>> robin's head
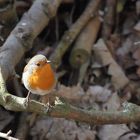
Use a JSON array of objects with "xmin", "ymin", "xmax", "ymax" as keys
[
  {"xmin": 24, "ymin": 54, "xmax": 51, "ymax": 73},
  {"xmin": 28, "ymin": 54, "xmax": 50, "ymax": 66}
]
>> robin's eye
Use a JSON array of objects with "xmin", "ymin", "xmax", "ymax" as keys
[{"xmin": 36, "ymin": 63, "xmax": 40, "ymax": 66}]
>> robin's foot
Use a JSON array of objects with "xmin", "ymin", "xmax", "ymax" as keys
[
  {"xmin": 46, "ymin": 101, "xmax": 53, "ymax": 112},
  {"xmin": 24, "ymin": 91, "xmax": 31, "ymax": 107}
]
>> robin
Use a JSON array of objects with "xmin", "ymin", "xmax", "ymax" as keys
[{"xmin": 22, "ymin": 54, "xmax": 56, "ymax": 104}]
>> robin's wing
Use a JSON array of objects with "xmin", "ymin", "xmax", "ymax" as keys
[
  {"xmin": 23, "ymin": 64, "xmax": 29, "ymax": 73},
  {"xmin": 21, "ymin": 64, "xmax": 29, "ymax": 84}
]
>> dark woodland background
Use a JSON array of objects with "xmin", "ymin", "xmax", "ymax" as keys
[{"xmin": 0, "ymin": 0, "xmax": 140, "ymax": 140}]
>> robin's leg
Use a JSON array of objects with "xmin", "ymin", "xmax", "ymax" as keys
[
  {"xmin": 41, "ymin": 94, "xmax": 55, "ymax": 112},
  {"xmin": 24, "ymin": 91, "xmax": 31, "ymax": 107},
  {"xmin": 47, "ymin": 96, "xmax": 52, "ymax": 109},
  {"xmin": 26, "ymin": 91, "xmax": 31, "ymax": 101}
]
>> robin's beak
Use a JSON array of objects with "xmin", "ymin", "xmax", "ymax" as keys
[{"xmin": 47, "ymin": 60, "xmax": 51, "ymax": 63}]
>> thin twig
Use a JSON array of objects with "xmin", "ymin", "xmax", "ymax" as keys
[{"xmin": 0, "ymin": 130, "xmax": 19, "ymax": 140}]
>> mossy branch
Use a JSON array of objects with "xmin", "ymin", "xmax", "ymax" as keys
[{"xmin": 0, "ymin": 69, "xmax": 140, "ymax": 125}]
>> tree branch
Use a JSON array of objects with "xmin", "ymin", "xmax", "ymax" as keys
[
  {"xmin": 0, "ymin": 0, "xmax": 62, "ymax": 81},
  {"xmin": 0, "ymin": 84, "xmax": 140, "ymax": 125},
  {"xmin": 0, "ymin": 68, "xmax": 140, "ymax": 125}
]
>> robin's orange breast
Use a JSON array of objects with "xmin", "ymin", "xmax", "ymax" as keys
[{"xmin": 28, "ymin": 63, "xmax": 55, "ymax": 91}]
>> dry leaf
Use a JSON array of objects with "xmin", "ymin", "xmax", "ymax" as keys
[
  {"xmin": 30, "ymin": 117, "xmax": 96, "ymax": 140},
  {"xmin": 102, "ymin": 92, "xmax": 121, "ymax": 111},
  {"xmin": 98, "ymin": 124, "xmax": 130, "ymax": 140},
  {"xmin": 134, "ymin": 21, "xmax": 140, "ymax": 32},
  {"xmin": 122, "ymin": 15, "xmax": 136, "ymax": 35},
  {"xmin": 133, "ymin": 47, "xmax": 140, "ymax": 66},
  {"xmin": 117, "ymin": 37, "xmax": 133, "ymax": 57},
  {"xmin": 87, "ymin": 85, "xmax": 112, "ymax": 103},
  {"xmin": 57, "ymin": 85, "xmax": 84, "ymax": 101},
  {"xmin": 93, "ymin": 39, "xmax": 129, "ymax": 89},
  {"xmin": 119, "ymin": 132, "xmax": 138, "ymax": 140}
]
